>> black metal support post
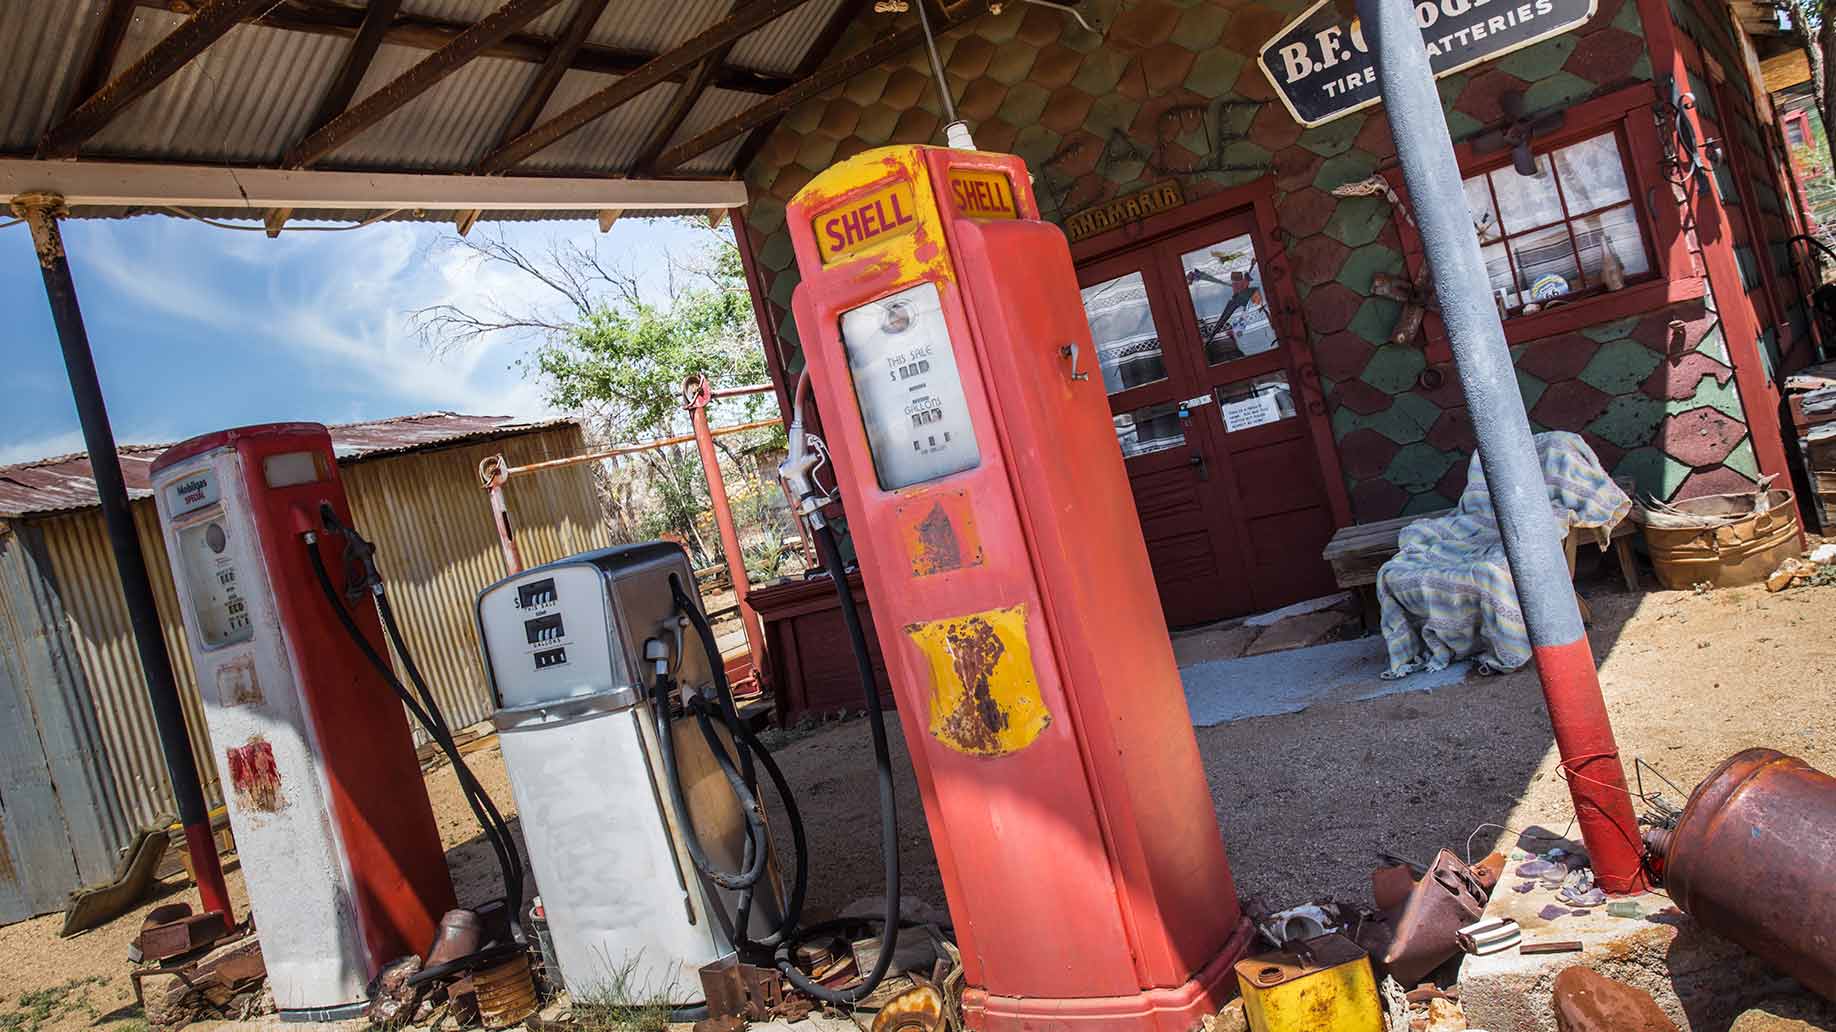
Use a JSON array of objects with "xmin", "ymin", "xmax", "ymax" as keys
[
  {"xmin": 15, "ymin": 194, "xmax": 233, "ymax": 916},
  {"xmin": 1356, "ymin": 0, "xmax": 1647, "ymax": 891}
]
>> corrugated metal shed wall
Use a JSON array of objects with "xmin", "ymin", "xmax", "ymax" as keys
[
  {"xmin": 342, "ymin": 425, "xmax": 609, "ymax": 731},
  {"xmin": 13, "ymin": 425, "xmax": 606, "ymax": 869},
  {"xmin": 0, "ymin": 523, "xmax": 107, "ymax": 922},
  {"xmin": 36, "ymin": 501, "xmax": 216, "ymax": 835}
]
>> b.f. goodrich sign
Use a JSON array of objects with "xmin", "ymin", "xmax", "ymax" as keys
[{"xmin": 1258, "ymin": 0, "xmax": 1597, "ymax": 127}]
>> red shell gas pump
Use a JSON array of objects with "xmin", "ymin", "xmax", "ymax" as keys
[
  {"xmin": 784, "ymin": 146, "xmax": 1255, "ymax": 1030},
  {"xmin": 151, "ymin": 424, "xmax": 455, "ymax": 1018}
]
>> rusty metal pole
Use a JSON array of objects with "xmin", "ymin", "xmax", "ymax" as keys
[
  {"xmin": 478, "ymin": 454, "xmax": 525, "ymax": 575},
  {"xmin": 15, "ymin": 193, "xmax": 236, "ymax": 918},
  {"xmin": 1361, "ymin": 0, "xmax": 1648, "ymax": 892},
  {"xmin": 683, "ymin": 374, "xmax": 767, "ymax": 688}
]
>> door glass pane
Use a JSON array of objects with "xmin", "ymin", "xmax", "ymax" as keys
[
  {"xmin": 1179, "ymin": 233, "xmax": 1279, "ymax": 365},
  {"xmin": 1081, "ymin": 271, "xmax": 1167, "ymax": 395},
  {"xmin": 1216, "ymin": 373, "xmax": 1296, "ymax": 432},
  {"xmin": 1114, "ymin": 400, "xmax": 1186, "ymax": 458}
]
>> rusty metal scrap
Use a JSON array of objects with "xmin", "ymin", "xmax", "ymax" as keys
[{"xmin": 1646, "ymin": 748, "xmax": 1836, "ymax": 1003}]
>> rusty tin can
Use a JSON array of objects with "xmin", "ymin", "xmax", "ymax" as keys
[
  {"xmin": 1650, "ymin": 749, "xmax": 1836, "ymax": 1002},
  {"xmin": 472, "ymin": 953, "xmax": 539, "ymax": 1029}
]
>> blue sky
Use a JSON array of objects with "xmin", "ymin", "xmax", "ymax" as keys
[{"xmin": 2, "ymin": 213, "xmax": 717, "ymax": 465}]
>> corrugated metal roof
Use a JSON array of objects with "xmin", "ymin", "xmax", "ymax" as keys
[
  {"xmin": 667, "ymin": 86, "xmax": 768, "ymax": 174},
  {"xmin": 728, "ymin": 0, "xmax": 849, "ymax": 76},
  {"xmin": 0, "ymin": 0, "xmax": 850, "ymax": 220},
  {"xmin": 516, "ymin": 71, "xmax": 681, "ymax": 173},
  {"xmin": 0, "ymin": 412, "xmax": 578, "ymax": 518}
]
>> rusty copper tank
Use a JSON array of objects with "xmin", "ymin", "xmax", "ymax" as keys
[{"xmin": 1645, "ymin": 749, "xmax": 1836, "ymax": 1002}]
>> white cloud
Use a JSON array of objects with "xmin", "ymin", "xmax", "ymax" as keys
[
  {"xmin": 74, "ymin": 217, "xmax": 577, "ymax": 422},
  {"xmin": 0, "ymin": 429, "xmax": 87, "ymax": 466}
]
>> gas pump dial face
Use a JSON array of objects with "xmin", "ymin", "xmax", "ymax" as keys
[
  {"xmin": 841, "ymin": 281, "xmax": 980, "ymax": 490},
  {"xmin": 178, "ymin": 514, "xmax": 254, "ymax": 648}
]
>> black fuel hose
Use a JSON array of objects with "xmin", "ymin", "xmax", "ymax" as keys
[
  {"xmin": 660, "ymin": 557, "xmax": 906, "ymax": 1004},
  {"xmin": 771, "ymin": 523, "xmax": 902, "ymax": 1006},
  {"xmin": 303, "ymin": 529, "xmax": 524, "ymax": 947},
  {"xmin": 647, "ymin": 667, "xmax": 772, "ymax": 891}
]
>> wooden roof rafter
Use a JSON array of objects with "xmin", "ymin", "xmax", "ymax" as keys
[
  {"xmin": 284, "ymin": 0, "xmax": 567, "ymax": 169},
  {"xmin": 38, "ymin": 0, "xmax": 278, "ymax": 159},
  {"xmin": 457, "ymin": 0, "xmax": 614, "ymax": 236},
  {"xmin": 267, "ymin": 0, "xmax": 404, "ymax": 235},
  {"xmin": 655, "ymin": 0, "xmax": 988, "ymax": 172},
  {"xmin": 127, "ymin": 0, "xmax": 798, "ymax": 96},
  {"xmin": 473, "ymin": 0, "xmax": 827, "ymax": 175}
]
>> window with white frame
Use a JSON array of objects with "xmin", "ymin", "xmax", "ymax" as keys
[{"xmin": 1464, "ymin": 131, "xmax": 1654, "ymax": 315}]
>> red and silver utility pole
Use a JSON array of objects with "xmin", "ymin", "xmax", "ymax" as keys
[{"xmin": 1361, "ymin": 0, "xmax": 1648, "ymax": 892}]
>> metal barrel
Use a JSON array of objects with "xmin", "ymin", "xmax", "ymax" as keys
[{"xmin": 1647, "ymin": 749, "xmax": 1836, "ymax": 1001}]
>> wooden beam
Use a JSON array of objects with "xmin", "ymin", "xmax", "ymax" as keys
[
  {"xmin": 303, "ymin": 0, "xmax": 406, "ymax": 135},
  {"xmin": 474, "ymin": 0, "xmax": 823, "ymax": 174},
  {"xmin": 503, "ymin": 0, "xmax": 612, "ymax": 142},
  {"xmin": 655, "ymin": 0, "xmax": 986, "ymax": 171},
  {"xmin": 269, "ymin": 0, "xmax": 405, "ymax": 235},
  {"xmin": 128, "ymin": 0, "xmax": 795, "ymax": 95},
  {"xmin": 632, "ymin": 47, "xmax": 733, "ymax": 174},
  {"xmin": 39, "ymin": 0, "xmax": 275, "ymax": 159},
  {"xmin": 729, "ymin": 0, "xmax": 870, "ymax": 176},
  {"xmin": 264, "ymin": 208, "xmax": 291, "ymax": 237},
  {"xmin": 0, "ymin": 158, "xmax": 749, "ymax": 211},
  {"xmin": 285, "ymin": 0, "xmax": 566, "ymax": 168},
  {"xmin": 63, "ymin": 0, "xmax": 140, "ymax": 122},
  {"xmin": 455, "ymin": 208, "xmax": 482, "ymax": 236},
  {"xmin": 598, "ymin": 209, "xmax": 623, "ymax": 232},
  {"xmin": 1762, "ymin": 48, "xmax": 1811, "ymax": 91}
]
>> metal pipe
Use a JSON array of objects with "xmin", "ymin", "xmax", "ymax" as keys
[
  {"xmin": 914, "ymin": 0, "xmax": 960, "ymax": 125},
  {"xmin": 683, "ymin": 375, "xmax": 767, "ymax": 690},
  {"xmin": 479, "ymin": 455, "xmax": 526, "ymax": 576},
  {"xmin": 15, "ymin": 194, "xmax": 235, "ymax": 918},
  {"xmin": 1359, "ymin": 1, "xmax": 1647, "ymax": 892}
]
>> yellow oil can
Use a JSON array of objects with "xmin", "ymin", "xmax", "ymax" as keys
[{"xmin": 1233, "ymin": 933, "xmax": 1383, "ymax": 1032}]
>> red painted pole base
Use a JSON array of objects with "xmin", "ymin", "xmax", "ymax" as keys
[
  {"xmin": 183, "ymin": 819, "xmax": 234, "ymax": 919},
  {"xmin": 961, "ymin": 918, "xmax": 1256, "ymax": 1032},
  {"xmin": 1532, "ymin": 637, "xmax": 1649, "ymax": 895}
]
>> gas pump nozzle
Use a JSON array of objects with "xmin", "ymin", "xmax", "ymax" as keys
[{"xmin": 778, "ymin": 373, "xmax": 833, "ymax": 529}]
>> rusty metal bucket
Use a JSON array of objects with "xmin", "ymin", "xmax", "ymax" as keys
[
  {"xmin": 1646, "ymin": 749, "xmax": 1836, "ymax": 1002},
  {"xmin": 471, "ymin": 952, "xmax": 539, "ymax": 1029},
  {"xmin": 1642, "ymin": 490, "xmax": 1800, "ymax": 590}
]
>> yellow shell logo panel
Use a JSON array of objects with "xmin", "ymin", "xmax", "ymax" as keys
[
  {"xmin": 793, "ymin": 146, "xmax": 955, "ymax": 287},
  {"xmin": 904, "ymin": 604, "xmax": 1051, "ymax": 757}
]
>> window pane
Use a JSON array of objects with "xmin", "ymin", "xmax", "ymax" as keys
[
  {"xmin": 1114, "ymin": 400, "xmax": 1186, "ymax": 457},
  {"xmin": 1553, "ymin": 135, "xmax": 1632, "ymax": 212},
  {"xmin": 1081, "ymin": 271, "xmax": 1167, "ymax": 395},
  {"xmin": 1216, "ymin": 373, "xmax": 1297, "ymax": 432},
  {"xmin": 1178, "ymin": 233, "xmax": 1280, "ymax": 365},
  {"xmin": 1466, "ymin": 175, "xmax": 1501, "ymax": 242},
  {"xmin": 1481, "ymin": 242, "xmax": 1520, "ymax": 309},
  {"xmin": 1572, "ymin": 204, "xmax": 1650, "ymax": 283},
  {"xmin": 1491, "ymin": 153, "xmax": 1564, "ymax": 233},
  {"xmin": 1513, "ymin": 224, "xmax": 1584, "ymax": 300}
]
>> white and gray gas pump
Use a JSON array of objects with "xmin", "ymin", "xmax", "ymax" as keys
[{"xmin": 475, "ymin": 543, "xmax": 783, "ymax": 1006}]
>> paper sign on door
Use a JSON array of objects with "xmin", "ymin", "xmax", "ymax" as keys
[{"xmin": 1221, "ymin": 392, "xmax": 1282, "ymax": 432}]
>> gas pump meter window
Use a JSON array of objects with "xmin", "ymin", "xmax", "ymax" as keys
[
  {"xmin": 840, "ymin": 282, "xmax": 980, "ymax": 490},
  {"xmin": 177, "ymin": 516, "xmax": 254, "ymax": 648}
]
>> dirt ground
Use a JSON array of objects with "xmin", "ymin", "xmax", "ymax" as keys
[{"xmin": 4, "ymin": 574, "xmax": 1832, "ymax": 1032}]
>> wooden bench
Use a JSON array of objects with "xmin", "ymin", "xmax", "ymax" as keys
[{"xmin": 1322, "ymin": 508, "xmax": 1640, "ymax": 627}]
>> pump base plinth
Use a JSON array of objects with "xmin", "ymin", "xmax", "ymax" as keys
[{"xmin": 962, "ymin": 918, "xmax": 1254, "ymax": 1032}]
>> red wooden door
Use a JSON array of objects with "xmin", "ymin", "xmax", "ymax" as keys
[{"xmin": 1078, "ymin": 209, "xmax": 1340, "ymax": 627}]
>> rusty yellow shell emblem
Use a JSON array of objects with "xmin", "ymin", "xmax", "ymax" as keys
[{"xmin": 904, "ymin": 604, "xmax": 1050, "ymax": 757}]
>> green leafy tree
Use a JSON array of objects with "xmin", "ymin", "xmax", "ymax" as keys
[{"xmin": 414, "ymin": 222, "xmax": 789, "ymax": 567}]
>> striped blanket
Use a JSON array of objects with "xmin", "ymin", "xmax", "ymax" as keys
[{"xmin": 1378, "ymin": 432, "xmax": 1630, "ymax": 677}]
